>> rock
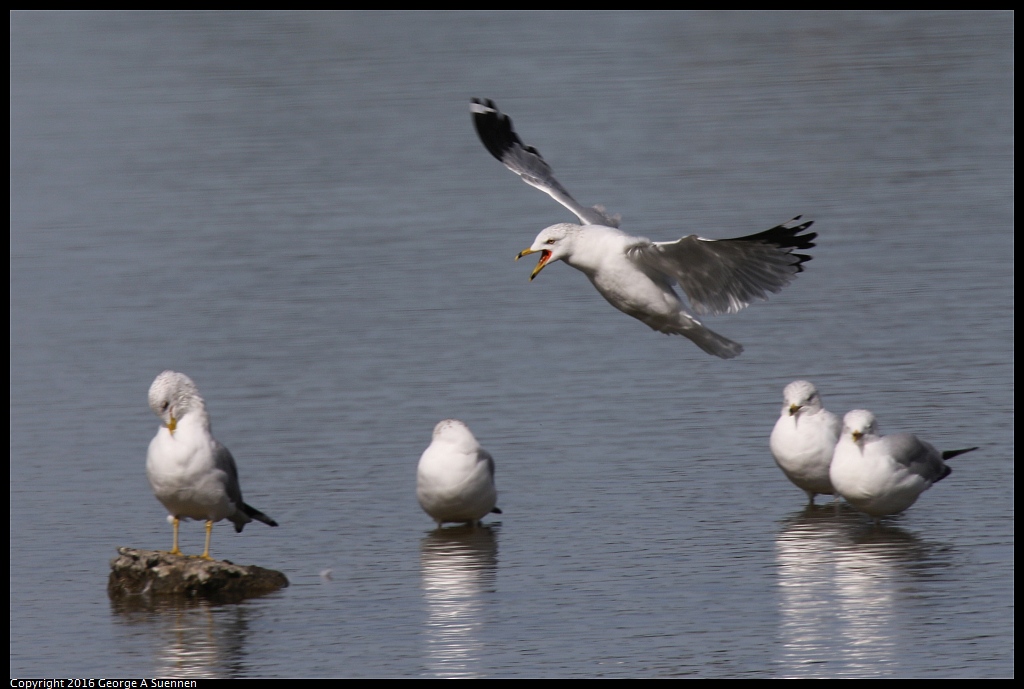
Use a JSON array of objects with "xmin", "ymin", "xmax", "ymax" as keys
[{"xmin": 108, "ymin": 547, "xmax": 288, "ymax": 601}]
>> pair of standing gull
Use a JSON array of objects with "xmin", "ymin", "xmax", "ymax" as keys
[
  {"xmin": 770, "ymin": 380, "xmax": 976, "ymax": 521},
  {"xmin": 142, "ymin": 100, "xmax": 935, "ymax": 556}
]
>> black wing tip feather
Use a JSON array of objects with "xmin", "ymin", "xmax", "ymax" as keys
[
  {"xmin": 243, "ymin": 502, "xmax": 279, "ymax": 527},
  {"xmin": 471, "ymin": 97, "xmax": 526, "ymax": 164},
  {"xmin": 941, "ymin": 446, "xmax": 978, "ymax": 461},
  {"xmin": 490, "ymin": 506, "xmax": 503, "ymax": 515},
  {"xmin": 731, "ymin": 216, "xmax": 817, "ymax": 268}
]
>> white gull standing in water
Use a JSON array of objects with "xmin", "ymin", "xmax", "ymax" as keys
[
  {"xmin": 769, "ymin": 380, "xmax": 841, "ymax": 504},
  {"xmin": 470, "ymin": 98, "xmax": 816, "ymax": 359},
  {"xmin": 830, "ymin": 409, "xmax": 977, "ymax": 523},
  {"xmin": 417, "ymin": 419, "xmax": 501, "ymax": 527}
]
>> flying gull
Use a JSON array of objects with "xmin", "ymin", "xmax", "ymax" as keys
[{"xmin": 471, "ymin": 98, "xmax": 816, "ymax": 359}]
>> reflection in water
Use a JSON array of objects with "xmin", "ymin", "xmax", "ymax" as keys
[
  {"xmin": 420, "ymin": 525, "xmax": 499, "ymax": 678},
  {"xmin": 110, "ymin": 595, "xmax": 252, "ymax": 678},
  {"xmin": 774, "ymin": 505, "xmax": 948, "ymax": 678}
]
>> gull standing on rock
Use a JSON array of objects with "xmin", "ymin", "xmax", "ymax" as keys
[
  {"xmin": 769, "ymin": 380, "xmax": 841, "ymax": 505},
  {"xmin": 470, "ymin": 98, "xmax": 816, "ymax": 359},
  {"xmin": 146, "ymin": 370, "xmax": 277, "ymax": 559},
  {"xmin": 417, "ymin": 419, "xmax": 502, "ymax": 527},
  {"xmin": 830, "ymin": 409, "xmax": 977, "ymax": 523}
]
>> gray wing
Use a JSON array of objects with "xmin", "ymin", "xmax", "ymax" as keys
[
  {"xmin": 478, "ymin": 448, "xmax": 502, "ymax": 514},
  {"xmin": 478, "ymin": 447, "xmax": 496, "ymax": 479},
  {"xmin": 216, "ymin": 441, "xmax": 278, "ymax": 529},
  {"xmin": 883, "ymin": 433, "xmax": 952, "ymax": 483},
  {"xmin": 214, "ymin": 442, "xmax": 246, "ymax": 511},
  {"xmin": 470, "ymin": 98, "xmax": 620, "ymax": 228},
  {"xmin": 626, "ymin": 217, "xmax": 815, "ymax": 316}
]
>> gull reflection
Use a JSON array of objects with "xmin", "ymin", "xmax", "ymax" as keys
[
  {"xmin": 420, "ymin": 524, "xmax": 499, "ymax": 678},
  {"xmin": 775, "ymin": 505, "xmax": 946, "ymax": 677},
  {"xmin": 110, "ymin": 594, "xmax": 252, "ymax": 678}
]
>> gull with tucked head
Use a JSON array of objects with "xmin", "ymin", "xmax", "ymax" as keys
[
  {"xmin": 146, "ymin": 370, "xmax": 277, "ymax": 559},
  {"xmin": 471, "ymin": 98, "xmax": 816, "ymax": 359},
  {"xmin": 417, "ymin": 419, "xmax": 502, "ymax": 528},
  {"xmin": 830, "ymin": 409, "xmax": 977, "ymax": 523}
]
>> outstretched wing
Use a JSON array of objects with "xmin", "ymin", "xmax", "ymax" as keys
[
  {"xmin": 470, "ymin": 98, "xmax": 620, "ymax": 228},
  {"xmin": 626, "ymin": 217, "xmax": 816, "ymax": 316}
]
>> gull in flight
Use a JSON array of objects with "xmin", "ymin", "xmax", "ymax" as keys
[
  {"xmin": 417, "ymin": 419, "xmax": 502, "ymax": 527},
  {"xmin": 830, "ymin": 409, "xmax": 977, "ymax": 523},
  {"xmin": 471, "ymin": 98, "xmax": 816, "ymax": 359},
  {"xmin": 769, "ymin": 380, "xmax": 841, "ymax": 505},
  {"xmin": 146, "ymin": 371, "xmax": 278, "ymax": 559}
]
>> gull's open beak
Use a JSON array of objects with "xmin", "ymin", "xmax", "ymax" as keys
[
  {"xmin": 516, "ymin": 248, "xmax": 552, "ymax": 281},
  {"xmin": 788, "ymin": 404, "xmax": 801, "ymax": 416},
  {"xmin": 851, "ymin": 430, "xmax": 863, "ymax": 443}
]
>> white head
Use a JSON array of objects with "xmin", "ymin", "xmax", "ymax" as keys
[
  {"xmin": 148, "ymin": 370, "xmax": 204, "ymax": 434},
  {"xmin": 842, "ymin": 409, "xmax": 879, "ymax": 448},
  {"xmin": 782, "ymin": 380, "xmax": 825, "ymax": 417},
  {"xmin": 515, "ymin": 223, "xmax": 581, "ymax": 280},
  {"xmin": 431, "ymin": 419, "xmax": 479, "ymax": 451}
]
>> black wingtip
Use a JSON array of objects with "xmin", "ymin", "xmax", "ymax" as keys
[
  {"xmin": 243, "ymin": 502, "xmax": 279, "ymax": 527},
  {"xmin": 490, "ymin": 506, "xmax": 503, "ymax": 515},
  {"xmin": 941, "ymin": 446, "xmax": 978, "ymax": 461},
  {"xmin": 731, "ymin": 216, "xmax": 817, "ymax": 268},
  {"xmin": 470, "ymin": 97, "xmax": 534, "ymax": 165}
]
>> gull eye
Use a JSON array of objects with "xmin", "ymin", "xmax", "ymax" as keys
[
  {"xmin": 161, "ymin": 401, "xmax": 169, "ymax": 412},
  {"xmin": 544, "ymin": 238, "xmax": 556, "ymax": 245}
]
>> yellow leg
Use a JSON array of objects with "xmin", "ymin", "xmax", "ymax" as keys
[
  {"xmin": 168, "ymin": 517, "xmax": 183, "ymax": 556},
  {"xmin": 200, "ymin": 520, "xmax": 214, "ymax": 560}
]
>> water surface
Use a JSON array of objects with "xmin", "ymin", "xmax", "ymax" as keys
[{"xmin": 10, "ymin": 11, "xmax": 1013, "ymax": 678}]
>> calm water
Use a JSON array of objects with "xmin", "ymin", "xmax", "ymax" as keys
[{"xmin": 10, "ymin": 11, "xmax": 1013, "ymax": 678}]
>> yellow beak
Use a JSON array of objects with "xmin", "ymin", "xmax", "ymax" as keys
[{"xmin": 516, "ymin": 248, "xmax": 551, "ymax": 281}]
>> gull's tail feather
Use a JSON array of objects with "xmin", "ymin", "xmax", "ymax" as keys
[
  {"xmin": 233, "ymin": 503, "xmax": 279, "ymax": 532},
  {"xmin": 677, "ymin": 322, "xmax": 744, "ymax": 359}
]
